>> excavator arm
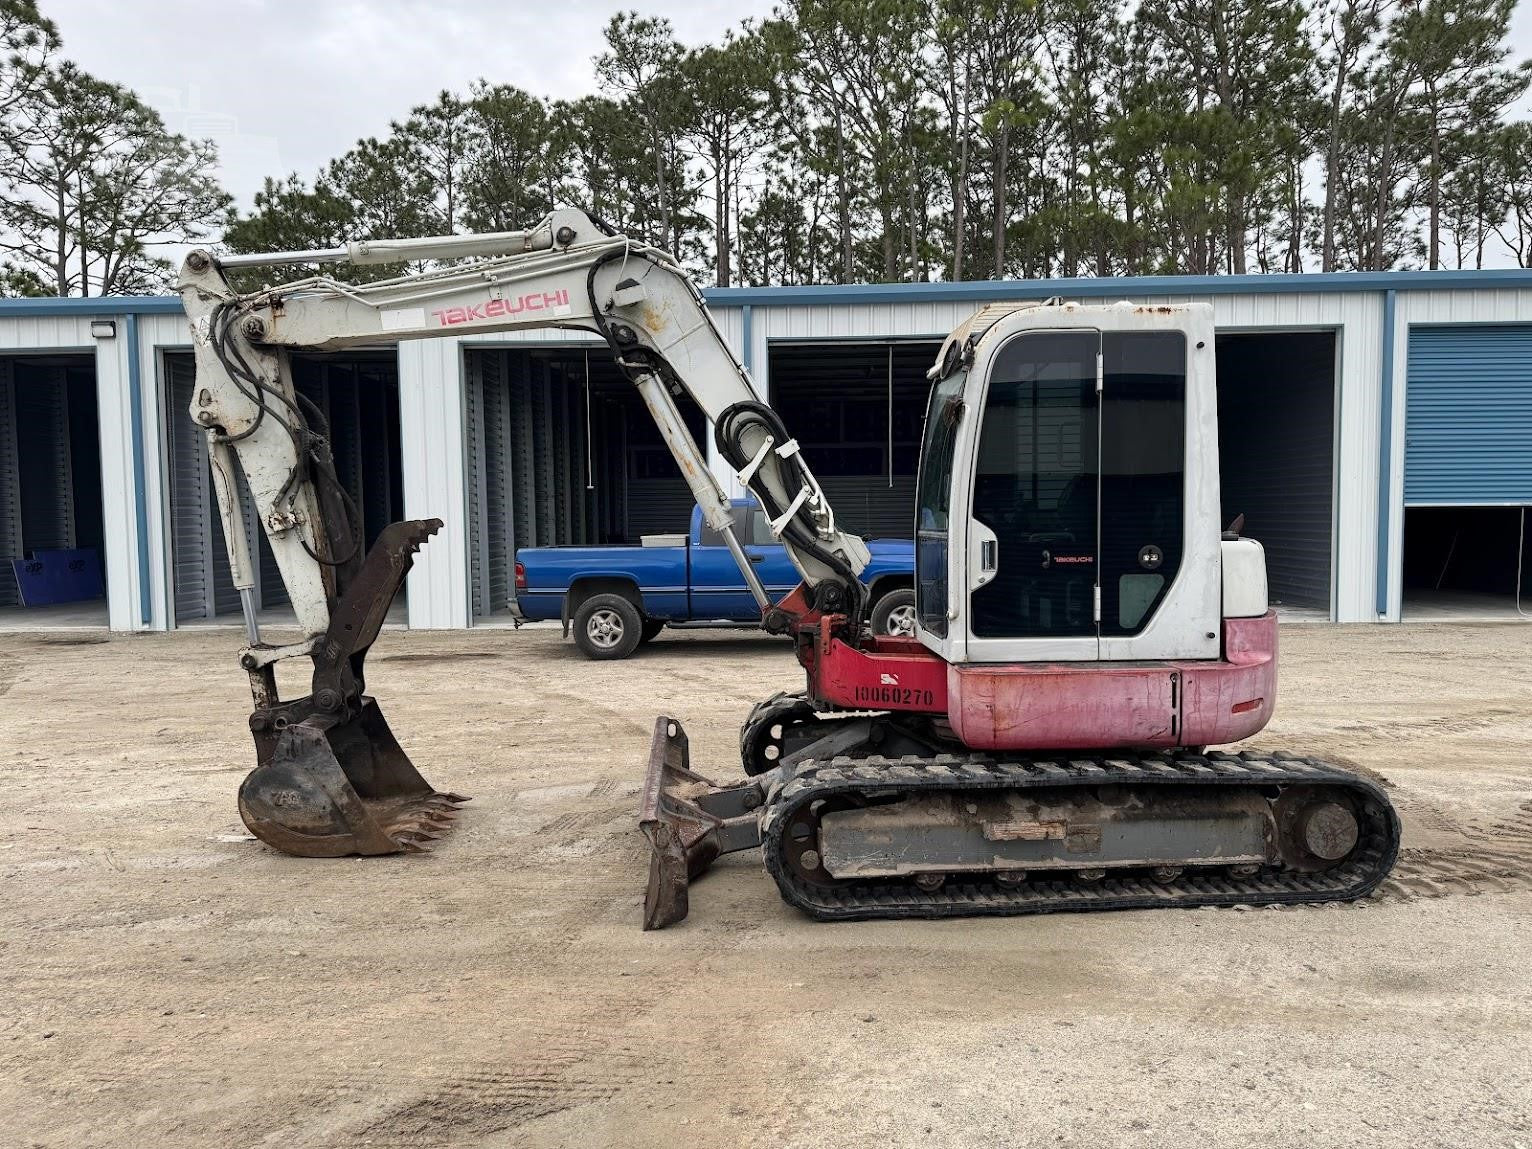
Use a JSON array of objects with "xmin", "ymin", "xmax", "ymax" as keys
[{"xmin": 176, "ymin": 207, "xmax": 869, "ymax": 858}]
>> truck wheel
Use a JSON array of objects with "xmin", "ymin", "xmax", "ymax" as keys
[
  {"xmin": 573, "ymin": 594, "xmax": 643, "ymax": 660},
  {"xmin": 639, "ymin": 619, "xmax": 665, "ymax": 644},
  {"xmin": 870, "ymin": 588, "xmax": 917, "ymax": 637}
]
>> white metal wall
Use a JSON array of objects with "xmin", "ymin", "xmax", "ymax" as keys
[
  {"xmin": 6, "ymin": 281, "xmax": 1526, "ymax": 633},
  {"xmin": 0, "ymin": 313, "xmax": 175, "ymax": 631}
]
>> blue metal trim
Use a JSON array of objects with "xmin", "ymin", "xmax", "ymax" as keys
[
  {"xmin": 3, "ymin": 268, "xmax": 1529, "ymax": 319},
  {"xmin": 741, "ymin": 304, "xmax": 753, "ymax": 372},
  {"xmin": 1375, "ymin": 290, "xmax": 1397, "ymax": 618},
  {"xmin": 124, "ymin": 314, "xmax": 153, "ymax": 627},
  {"xmin": 0, "ymin": 296, "xmax": 183, "ymax": 317},
  {"xmin": 703, "ymin": 268, "xmax": 1532, "ymax": 308}
]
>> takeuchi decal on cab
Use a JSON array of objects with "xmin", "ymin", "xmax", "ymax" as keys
[{"xmin": 433, "ymin": 290, "xmax": 573, "ymax": 326}]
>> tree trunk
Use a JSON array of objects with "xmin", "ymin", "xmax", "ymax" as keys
[
  {"xmin": 78, "ymin": 169, "xmax": 89, "ymax": 295},
  {"xmin": 835, "ymin": 105, "xmax": 853, "ymax": 283},
  {"xmin": 650, "ymin": 121, "xmax": 671, "ymax": 254},
  {"xmin": 1322, "ymin": 67, "xmax": 1345, "ymax": 272},
  {"xmin": 714, "ymin": 136, "xmax": 731, "ymax": 288},
  {"xmin": 54, "ymin": 176, "xmax": 67, "ymax": 295},
  {"xmin": 951, "ymin": 56, "xmax": 969, "ymax": 282},
  {"xmin": 1427, "ymin": 121, "xmax": 1441, "ymax": 270},
  {"xmin": 993, "ymin": 124, "xmax": 1009, "ymax": 276},
  {"xmin": 1373, "ymin": 117, "xmax": 1397, "ymax": 271},
  {"xmin": 907, "ymin": 120, "xmax": 918, "ymax": 281}
]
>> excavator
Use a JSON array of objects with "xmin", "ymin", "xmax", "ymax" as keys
[{"xmin": 177, "ymin": 207, "xmax": 1400, "ymax": 923}]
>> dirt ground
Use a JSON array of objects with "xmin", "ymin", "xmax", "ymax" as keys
[{"xmin": 2, "ymin": 621, "xmax": 1530, "ymax": 1149}]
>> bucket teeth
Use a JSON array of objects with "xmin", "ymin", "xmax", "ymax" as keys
[{"xmin": 394, "ymin": 827, "xmax": 441, "ymax": 843}]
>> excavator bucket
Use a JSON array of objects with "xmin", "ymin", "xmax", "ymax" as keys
[
  {"xmin": 239, "ymin": 699, "xmax": 469, "ymax": 857},
  {"xmin": 639, "ymin": 716, "xmax": 764, "ymax": 929},
  {"xmin": 237, "ymin": 518, "xmax": 468, "ymax": 858}
]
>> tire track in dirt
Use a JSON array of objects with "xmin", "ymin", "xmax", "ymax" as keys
[
  {"xmin": 1376, "ymin": 794, "xmax": 1532, "ymax": 902},
  {"xmin": 331, "ymin": 986, "xmax": 741, "ymax": 1148}
]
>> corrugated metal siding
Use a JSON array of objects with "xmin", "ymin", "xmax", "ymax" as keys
[
  {"xmin": 166, "ymin": 354, "xmax": 212, "ymax": 620},
  {"xmin": 465, "ymin": 352, "xmax": 486, "ymax": 615},
  {"xmin": 0, "ymin": 360, "xmax": 19, "ymax": 606},
  {"xmin": 1405, "ymin": 325, "xmax": 1532, "ymax": 505},
  {"xmin": 14, "ymin": 365, "xmax": 74, "ymax": 553},
  {"xmin": 398, "ymin": 337, "xmax": 469, "ymax": 629},
  {"xmin": 483, "ymin": 354, "xmax": 514, "ymax": 611},
  {"xmin": 820, "ymin": 476, "xmax": 917, "ymax": 539},
  {"xmin": 626, "ymin": 479, "xmax": 696, "ymax": 538},
  {"xmin": 465, "ymin": 349, "xmax": 517, "ymax": 617},
  {"xmin": 165, "ymin": 353, "xmax": 252, "ymax": 621}
]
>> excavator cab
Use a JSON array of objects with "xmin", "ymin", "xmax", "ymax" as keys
[{"xmin": 917, "ymin": 302, "xmax": 1221, "ymax": 668}]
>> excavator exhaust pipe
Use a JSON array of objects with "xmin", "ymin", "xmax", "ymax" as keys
[
  {"xmin": 639, "ymin": 716, "xmax": 765, "ymax": 929},
  {"xmin": 238, "ymin": 518, "xmax": 468, "ymax": 858}
]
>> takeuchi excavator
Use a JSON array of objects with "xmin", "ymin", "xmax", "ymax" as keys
[{"xmin": 177, "ymin": 207, "xmax": 1400, "ymax": 924}]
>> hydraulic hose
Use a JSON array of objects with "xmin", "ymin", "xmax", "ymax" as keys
[
  {"xmin": 713, "ymin": 400, "xmax": 867, "ymax": 624},
  {"xmin": 581, "ymin": 238, "xmax": 867, "ymax": 625}
]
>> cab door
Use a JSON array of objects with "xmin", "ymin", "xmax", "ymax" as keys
[
  {"xmin": 1097, "ymin": 331, "xmax": 1186, "ymax": 646},
  {"xmin": 961, "ymin": 328, "xmax": 1191, "ymax": 663},
  {"xmin": 964, "ymin": 330, "xmax": 1102, "ymax": 662}
]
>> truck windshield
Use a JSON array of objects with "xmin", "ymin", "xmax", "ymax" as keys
[{"xmin": 915, "ymin": 370, "xmax": 966, "ymax": 636}]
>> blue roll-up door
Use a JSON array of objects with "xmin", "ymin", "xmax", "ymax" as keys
[{"xmin": 1405, "ymin": 325, "xmax": 1532, "ymax": 505}]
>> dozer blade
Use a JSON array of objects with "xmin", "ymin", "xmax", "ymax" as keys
[
  {"xmin": 639, "ymin": 716, "xmax": 766, "ymax": 930},
  {"xmin": 239, "ymin": 697, "xmax": 469, "ymax": 858}
]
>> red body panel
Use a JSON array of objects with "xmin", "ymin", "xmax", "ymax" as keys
[
  {"xmin": 1176, "ymin": 612, "xmax": 1279, "ymax": 747},
  {"xmin": 807, "ymin": 633, "xmax": 950, "ymax": 713},
  {"xmin": 802, "ymin": 609, "xmax": 1278, "ymax": 753},
  {"xmin": 948, "ymin": 661, "xmax": 1180, "ymax": 749}
]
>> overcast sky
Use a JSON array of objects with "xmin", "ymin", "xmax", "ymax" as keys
[
  {"xmin": 40, "ymin": 0, "xmax": 1532, "ymax": 210},
  {"xmin": 44, "ymin": 0, "xmax": 780, "ymax": 207}
]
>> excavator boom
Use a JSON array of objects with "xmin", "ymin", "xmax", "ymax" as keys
[{"xmin": 177, "ymin": 208, "xmax": 869, "ymax": 858}]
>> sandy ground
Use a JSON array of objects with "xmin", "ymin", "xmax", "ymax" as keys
[{"xmin": 2, "ymin": 621, "xmax": 1530, "ymax": 1149}]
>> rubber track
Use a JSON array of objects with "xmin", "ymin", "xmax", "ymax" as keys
[{"xmin": 760, "ymin": 750, "xmax": 1402, "ymax": 921}]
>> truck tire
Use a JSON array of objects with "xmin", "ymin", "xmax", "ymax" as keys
[
  {"xmin": 573, "ymin": 593, "xmax": 644, "ymax": 660},
  {"xmin": 870, "ymin": 587, "xmax": 917, "ymax": 637},
  {"xmin": 639, "ymin": 619, "xmax": 665, "ymax": 644}
]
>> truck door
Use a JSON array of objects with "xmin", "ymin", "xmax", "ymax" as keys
[
  {"xmin": 743, "ymin": 504, "xmax": 800, "ymax": 603},
  {"xmin": 689, "ymin": 504, "xmax": 760, "ymax": 620}
]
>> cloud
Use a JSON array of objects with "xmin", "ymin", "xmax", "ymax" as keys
[{"xmin": 44, "ymin": 0, "xmax": 778, "ymax": 207}]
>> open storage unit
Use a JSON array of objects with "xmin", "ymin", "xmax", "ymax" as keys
[
  {"xmin": 1402, "ymin": 324, "xmax": 1532, "ymax": 619},
  {"xmin": 463, "ymin": 346, "xmax": 706, "ymax": 622},
  {"xmin": 0, "ymin": 354, "xmax": 106, "ymax": 626},
  {"xmin": 767, "ymin": 340, "xmax": 939, "ymax": 541},
  {"xmin": 1215, "ymin": 332, "xmax": 1338, "ymax": 617},
  {"xmin": 162, "ymin": 350, "xmax": 402, "ymax": 625}
]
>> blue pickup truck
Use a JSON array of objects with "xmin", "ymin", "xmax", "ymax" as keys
[{"xmin": 513, "ymin": 499, "xmax": 916, "ymax": 659}]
